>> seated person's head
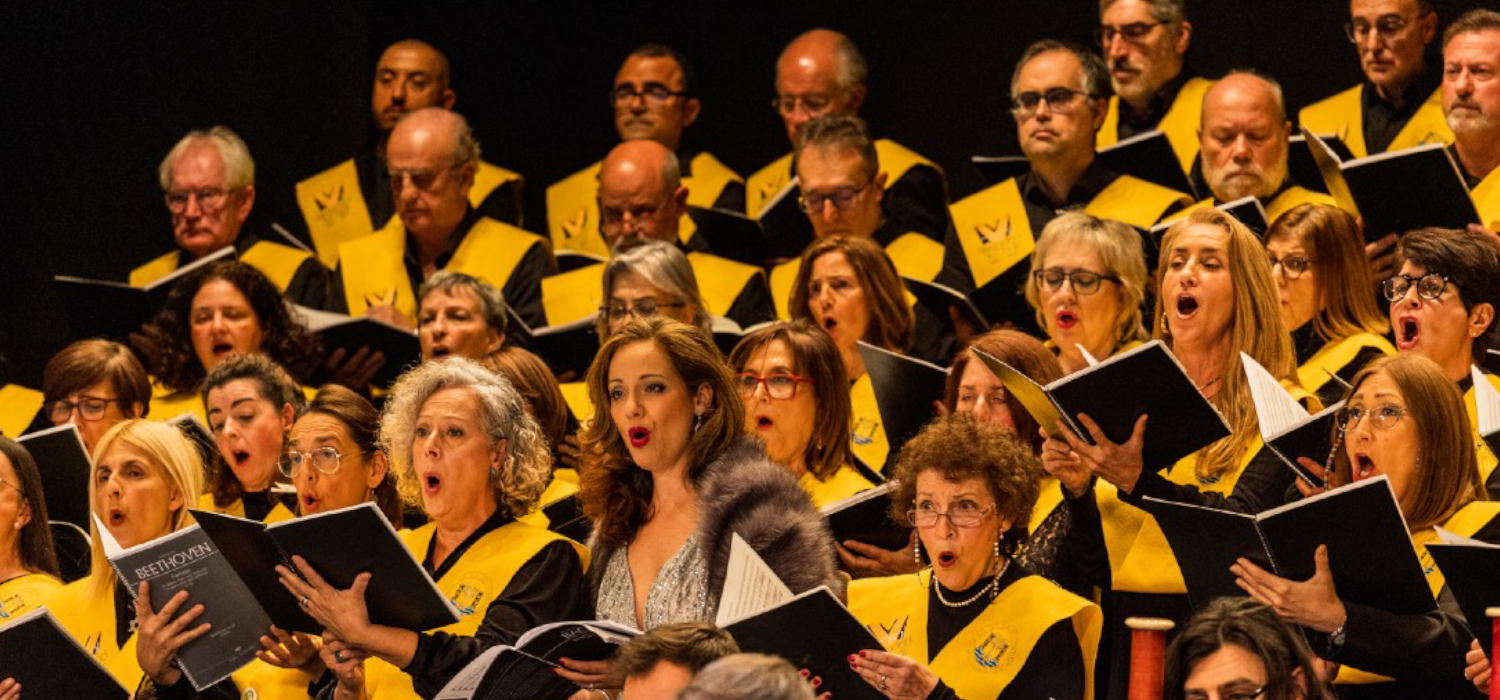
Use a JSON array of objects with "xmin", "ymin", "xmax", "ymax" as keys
[
  {"xmin": 598, "ymin": 140, "xmax": 688, "ymax": 249},
  {"xmin": 1387, "ymin": 227, "xmax": 1500, "ymax": 381},
  {"xmin": 774, "ymin": 29, "xmax": 868, "ymax": 145},
  {"xmin": 1024, "ymin": 211, "xmax": 1149, "ymax": 371},
  {"xmin": 1165, "ymin": 596, "xmax": 1333, "ymax": 700},
  {"xmin": 1331, "ymin": 354, "xmax": 1485, "ymax": 530},
  {"xmin": 285, "ymin": 384, "xmax": 400, "ymax": 522},
  {"xmin": 417, "ymin": 271, "xmax": 507, "ymax": 361},
  {"xmin": 611, "ymin": 44, "xmax": 701, "ymax": 152},
  {"xmin": 794, "ymin": 115, "xmax": 885, "ymax": 240},
  {"xmin": 387, "ymin": 108, "xmax": 479, "ymax": 240},
  {"xmin": 1009, "ymin": 40, "xmax": 1110, "ymax": 166},
  {"xmin": 615, "ymin": 622, "xmax": 739, "ymax": 700},
  {"xmin": 43, "ymin": 339, "xmax": 151, "ymax": 452},
  {"xmin": 0, "ymin": 438, "xmax": 59, "ymax": 578},
  {"xmin": 599, "ymin": 240, "xmax": 709, "ymax": 339},
  {"xmin": 1349, "ymin": 0, "xmax": 1437, "ymax": 99},
  {"xmin": 88, "ymin": 420, "xmax": 203, "ymax": 573},
  {"xmin": 1264, "ymin": 204, "xmax": 1385, "ymax": 339},
  {"xmin": 678, "ymin": 653, "xmax": 816, "ymax": 700},
  {"xmin": 371, "ymin": 39, "xmax": 455, "ymax": 133},
  {"xmin": 945, "ymin": 329, "xmax": 1062, "ymax": 452},
  {"xmin": 1199, "ymin": 71, "xmax": 1292, "ymax": 202},
  {"xmin": 201, "ymin": 354, "xmax": 306, "ymax": 507},
  {"xmin": 790, "ymin": 236, "xmax": 913, "ymax": 378},
  {"xmin": 728, "ymin": 320, "xmax": 853, "ymax": 481},
  {"xmin": 479, "ymin": 346, "xmax": 572, "ymax": 460},
  {"xmin": 147, "ymin": 260, "xmax": 321, "ymax": 393},
  {"xmin": 1098, "ymin": 0, "xmax": 1192, "ymax": 107},
  {"xmin": 158, "ymin": 126, "xmax": 255, "ymax": 259},
  {"xmin": 1442, "ymin": 10, "xmax": 1500, "ymax": 148}
]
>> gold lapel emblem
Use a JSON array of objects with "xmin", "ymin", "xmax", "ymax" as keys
[
  {"xmin": 973, "ymin": 632, "xmax": 1010, "ymax": 669},
  {"xmin": 451, "ymin": 583, "xmax": 485, "ymax": 616},
  {"xmin": 563, "ymin": 209, "xmax": 589, "ymax": 240},
  {"xmin": 314, "ymin": 184, "xmax": 349, "ymax": 225}
]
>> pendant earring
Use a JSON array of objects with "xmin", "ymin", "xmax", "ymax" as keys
[
  {"xmin": 913, "ymin": 538, "xmax": 924, "ymax": 585},
  {"xmin": 693, "ymin": 411, "xmax": 705, "ymax": 432},
  {"xmin": 1160, "ymin": 312, "xmax": 1170, "ymax": 335}
]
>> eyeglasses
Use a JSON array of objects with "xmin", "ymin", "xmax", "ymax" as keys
[
  {"xmin": 1382, "ymin": 273, "xmax": 1453, "ymax": 303},
  {"xmin": 610, "ymin": 83, "xmax": 688, "ymax": 106},
  {"xmin": 388, "ymin": 164, "xmax": 459, "ymax": 193},
  {"xmin": 164, "ymin": 188, "xmax": 235, "ymax": 214},
  {"xmin": 1032, "ymin": 268, "xmax": 1119, "ymax": 295},
  {"xmin": 1185, "ymin": 688, "xmax": 1266, "ymax": 700},
  {"xmin": 278, "ymin": 446, "xmax": 366, "ymax": 477},
  {"xmin": 1267, "ymin": 253, "xmax": 1315, "ymax": 280},
  {"xmin": 798, "ymin": 181, "xmax": 874, "ymax": 213},
  {"xmin": 1337, "ymin": 404, "xmax": 1407, "ymax": 432},
  {"xmin": 604, "ymin": 300, "xmax": 687, "ymax": 324},
  {"xmin": 1345, "ymin": 12, "xmax": 1428, "ymax": 44},
  {"xmin": 736, "ymin": 372, "xmax": 814, "ymax": 400},
  {"xmin": 0, "ymin": 475, "xmax": 18, "ymax": 496},
  {"xmin": 46, "ymin": 396, "xmax": 125, "ymax": 422},
  {"xmin": 771, "ymin": 94, "xmax": 834, "ymax": 116},
  {"xmin": 1096, "ymin": 21, "xmax": 1166, "ymax": 46},
  {"xmin": 1011, "ymin": 88, "xmax": 1097, "ymax": 117},
  {"xmin": 908, "ymin": 502, "xmax": 996, "ymax": 529},
  {"xmin": 600, "ymin": 202, "xmax": 665, "ymax": 226}
]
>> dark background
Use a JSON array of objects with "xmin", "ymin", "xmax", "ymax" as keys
[{"xmin": 0, "ymin": 0, "xmax": 1484, "ymax": 385}]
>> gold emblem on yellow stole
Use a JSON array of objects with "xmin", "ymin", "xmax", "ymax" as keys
[
  {"xmin": 973, "ymin": 218, "xmax": 1016, "ymax": 270},
  {"xmin": 760, "ymin": 175, "xmax": 787, "ymax": 204},
  {"xmin": 852, "ymin": 416, "xmax": 880, "ymax": 445},
  {"xmin": 0, "ymin": 594, "xmax": 21, "ymax": 619},
  {"xmin": 314, "ymin": 184, "xmax": 350, "ymax": 226},
  {"xmin": 870, "ymin": 616, "xmax": 910, "ymax": 655},
  {"xmin": 972, "ymin": 632, "xmax": 1011, "ymax": 670},
  {"xmin": 1417, "ymin": 131, "xmax": 1444, "ymax": 146},
  {"xmin": 451, "ymin": 584, "xmax": 485, "ymax": 616},
  {"xmin": 563, "ymin": 209, "xmax": 590, "ymax": 241}
]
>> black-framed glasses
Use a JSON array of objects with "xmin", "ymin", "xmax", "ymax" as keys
[
  {"xmin": 771, "ymin": 94, "xmax": 834, "ymax": 116},
  {"xmin": 278, "ymin": 446, "xmax": 366, "ymax": 477},
  {"xmin": 1337, "ymin": 404, "xmax": 1407, "ymax": 432},
  {"xmin": 604, "ymin": 300, "xmax": 686, "ymax": 323},
  {"xmin": 0, "ymin": 475, "xmax": 19, "ymax": 496},
  {"xmin": 610, "ymin": 83, "xmax": 688, "ymax": 106},
  {"xmin": 1096, "ymin": 21, "xmax": 1166, "ymax": 46},
  {"xmin": 1186, "ymin": 687, "xmax": 1266, "ymax": 700},
  {"xmin": 1011, "ymin": 88, "xmax": 1097, "ymax": 117},
  {"xmin": 1345, "ymin": 12, "xmax": 1428, "ymax": 44},
  {"xmin": 907, "ymin": 502, "xmax": 995, "ymax": 529},
  {"xmin": 1267, "ymin": 253, "xmax": 1316, "ymax": 280},
  {"xmin": 1032, "ymin": 268, "xmax": 1120, "ymax": 295},
  {"xmin": 736, "ymin": 372, "xmax": 814, "ymax": 400},
  {"xmin": 164, "ymin": 188, "xmax": 235, "ymax": 214},
  {"xmin": 1382, "ymin": 273, "xmax": 1453, "ymax": 303},
  {"xmin": 798, "ymin": 180, "xmax": 874, "ymax": 213},
  {"xmin": 46, "ymin": 396, "xmax": 125, "ymax": 422}
]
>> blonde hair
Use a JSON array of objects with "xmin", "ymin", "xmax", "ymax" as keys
[
  {"xmin": 379, "ymin": 358, "xmax": 551, "ymax": 519},
  {"xmin": 1024, "ymin": 211, "xmax": 1150, "ymax": 350},
  {"xmin": 1265, "ymin": 204, "xmax": 1387, "ymax": 341},
  {"xmin": 1154, "ymin": 208, "xmax": 1298, "ymax": 481},
  {"xmin": 85, "ymin": 420, "xmax": 204, "ymax": 590}
]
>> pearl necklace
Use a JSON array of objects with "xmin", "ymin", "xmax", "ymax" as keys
[{"xmin": 932, "ymin": 557, "xmax": 1010, "ymax": 608}]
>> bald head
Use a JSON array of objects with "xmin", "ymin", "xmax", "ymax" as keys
[
  {"xmin": 1199, "ymin": 72, "xmax": 1292, "ymax": 201},
  {"xmin": 598, "ymin": 140, "xmax": 687, "ymax": 247},
  {"xmin": 373, "ymin": 39, "xmax": 456, "ymax": 132},
  {"xmin": 774, "ymin": 29, "xmax": 868, "ymax": 144},
  {"xmin": 387, "ymin": 109, "xmax": 477, "ymax": 240}
]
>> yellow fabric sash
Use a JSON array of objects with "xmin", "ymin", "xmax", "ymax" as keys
[
  {"xmin": 518, "ymin": 468, "xmax": 582, "ymax": 529},
  {"xmin": 799, "ymin": 466, "xmax": 876, "ymax": 510},
  {"xmin": 1295, "ymin": 332, "xmax": 1395, "ymax": 398},
  {"xmin": 885, "ymin": 233, "xmax": 945, "ymax": 283},
  {"xmin": 947, "ymin": 178, "xmax": 1036, "ymax": 289},
  {"xmin": 1266, "ymin": 186, "xmax": 1336, "ymax": 223},
  {"xmin": 129, "ymin": 250, "xmax": 183, "ymax": 288},
  {"xmin": 0, "ymin": 384, "xmax": 42, "ymax": 438},
  {"xmin": 1299, "ymin": 85, "xmax": 1453, "ymax": 159},
  {"xmin": 770, "ymin": 259, "xmax": 800, "ymax": 321},
  {"xmin": 546, "ymin": 154, "xmax": 743, "ymax": 256},
  {"xmin": 339, "ymin": 217, "xmax": 545, "ymax": 323},
  {"xmin": 1464, "ymin": 374, "xmax": 1500, "ymax": 488},
  {"xmin": 195, "ymin": 492, "xmax": 297, "ymax": 524},
  {"xmin": 685, "ymin": 252, "xmax": 763, "ymax": 319},
  {"xmin": 130, "ymin": 241, "xmax": 315, "ymax": 293},
  {"xmin": 44, "ymin": 577, "xmax": 144, "ymax": 689},
  {"xmin": 559, "ymin": 382, "xmax": 593, "ymax": 430},
  {"xmin": 747, "ymin": 139, "xmax": 938, "ymax": 217},
  {"xmin": 850, "ymin": 570, "xmax": 1101, "ymax": 700},
  {"xmin": 1474, "ymin": 166, "xmax": 1500, "ymax": 234},
  {"xmin": 0, "ymin": 573, "xmax": 61, "ymax": 626},
  {"xmin": 850, "ymin": 374, "xmax": 890, "ymax": 475},
  {"xmin": 1099, "ymin": 77, "xmax": 1215, "ymax": 175},
  {"xmin": 1083, "ymin": 175, "xmax": 1192, "ymax": 229},
  {"xmin": 541, "ymin": 264, "xmax": 605, "ymax": 327}
]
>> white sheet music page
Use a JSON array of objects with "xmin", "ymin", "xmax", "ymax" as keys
[
  {"xmin": 1241, "ymin": 352, "xmax": 1309, "ymax": 438},
  {"xmin": 714, "ymin": 533, "xmax": 793, "ymax": 627},
  {"xmin": 1470, "ymin": 365, "xmax": 1500, "ymax": 436}
]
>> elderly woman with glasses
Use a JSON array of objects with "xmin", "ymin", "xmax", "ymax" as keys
[
  {"xmin": 598, "ymin": 241, "xmax": 711, "ymax": 340},
  {"xmin": 1024, "ymin": 212, "xmax": 1150, "ymax": 375},
  {"xmin": 279, "ymin": 359, "xmax": 589, "ymax": 700},
  {"xmin": 1265, "ymin": 205, "xmax": 1393, "ymax": 407},
  {"xmin": 1234, "ymin": 354, "xmax": 1500, "ymax": 700},
  {"xmin": 847, "ymin": 413, "xmax": 1100, "ymax": 700}
]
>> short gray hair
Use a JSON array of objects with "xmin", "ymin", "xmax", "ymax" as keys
[
  {"xmin": 1100, "ymin": 0, "xmax": 1186, "ymax": 24},
  {"xmin": 600, "ymin": 240, "xmax": 712, "ymax": 335},
  {"xmin": 418, "ymin": 270, "xmax": 509, "ymax": 337},
  {"xmin": 795, "ymin": 114, "xmax": 878, "ymax": 182},
  {"xmin": 158, "ymin": 126, "xmax": 255, "ymax": 191},
  {"xmin": 1010, "ymin": 40, "xmax": 1112, "ymax": 101},
  {"xmin": 379, "ymin": 358, "xmax": 550, "ymax": 518},
  {"xmin": 678, "ymin": 654, "xmax": 816, "ymax": 700}
]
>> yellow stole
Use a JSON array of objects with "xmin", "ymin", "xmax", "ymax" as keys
[
  {"xmin": 799, "ymin": 466, "xmax": 876, "ymax": 510},
  {"xmin": 1335, "ymin": 501, "xmax": 1500, "ymax": 686},
  {"xmin": 45, "ymin": 577, "xmax": 145, "ymax": 689},
  {"xmin": 1474, "ymin": 166, "xmax": 1500, "ymax": 234},
  {"xmin": 1098, "ymin": 77, "xmax": 1216, "ymax": 176},
  {"xmin": 0, "ymin": 384, "xmax": 42, "ymax": 438},
  {"xmin": 545, "ymin": 154, "xmax": 742, "ymax": 258},
  {"xmin": 1464, "ymin": 374, "xmax": 1500, "ymax": 489},
  {"xmin": 849, "ymin": 373, "xmax": 891, "ymax": 475},
  {"xmin": 746, "ymin": 140, "xmax": 938, "ymax": 217},
  {"xmin": 338, "ymin": 217, "xmax": 546, "ymax": 323},
  {"xmin": 559, "ymin": 383, "xmax": 593, "ymax": 430},
  {"xmin": 541, "ymin": 264, "xmax": 605, "ymax": 327},
  {"xmin": 768, "ymin": 233, "xmax": 939, "ymax": 321},
  {"xmin": 1167, "ymin": 186, "xmax": 1335, "ymax": 228},
  {"xmin": 129, "ymin": 241, "xmax": 316, "ymax": 293},
  {"xmin": 850, "ymin": 570, "xmax": 1101, "ymax": 700},
  {"xmin": 0, "ymin": 572, "xmax": 62, "ymax": 626},
  {"xmin": 297, "ymin": 158, "xmax": 521, "ymax": 268},
  {"xmin": 1295, "ymin": 332, "xmax": 1395, "ymax": 399},
  {"xmin": 1082, "ymin": 175, "xmax": 1193, "ymax": 229},
  {"xmin": 1299, "ymin": 85, "xmax": 1454, "ymax": 159},
  {"xmin": 685, "ymin": 252, "xmax": 765, "ymax": 319},
  {"xmin": 147, "ymin": 379, "xmax": 207, "ymax": 426},
  {"xmin": 360, "ymin": 520, "xmax": 588, "ymax": 699},
  {"xmin": 518, "ymin": 468, "xmax": 581, "ymax": 530},
  {"xmin": 1029, "ymin": 476, "xmax": 1065, "ymax": 538},
  {"xmin": 770, "ymin": 259, "xmax": 800, "ymax": 321},
  {"xmin": 195, "ymin": 492, "xmax": 297, "ymax": 524},
  {"xmin": 947, "ymin": 179, "xmax": 1036, "ymax": 290}
]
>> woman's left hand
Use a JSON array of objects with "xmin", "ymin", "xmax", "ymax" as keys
[
  {"xmin": 1054, "ymin": 413, "xmax": 1148, "ymax": 495},
  {"xmin": 277, "ymin": 555, "xmax": 374, "ymax": 650},
  {"xmin": 133, "ymin": 581, "xmax": 213, "ymax": 686},
  {"xmin": 257, "ymin": 625, "xmax": 324, "ymax": 677},
  {"xmin": 838, "ymin": 531, "xmax": 919, "ymax": 578},
  {"xmin": 1232, "ymin": 545, "xmax": 1347, "ymax": 633},
  {"xmin": 554, "ymin": 657, "xmax": 622, "ymax": 693},
  {"xmin": 850, "ymin": 650, "xmax": 938, "ymax": 700}
]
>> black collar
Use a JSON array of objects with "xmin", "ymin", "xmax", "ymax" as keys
[
  {"xmin": 423, "ymin": 508, "xmax": 514, "ymax": 580},
  {"xmin": 403, "ymin": 206, "xmax": 481, "ymax": 272},
  {"xmin": 1117, "ymin": 67, "xmax": 1196, "ymax": 134},
  {"xmin": 1018, "ymin": 158, "xmax": 1118, "ymax": 211}
]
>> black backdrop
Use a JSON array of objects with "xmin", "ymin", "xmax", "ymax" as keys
[{"xmin": 0, "ymin": 0, "xmax": 1483, "ymax": 385}]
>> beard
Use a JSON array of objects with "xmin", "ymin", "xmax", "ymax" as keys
[
  {"xmin": 1206, "ymin": 155, "xmax": 1288, "ymax": 202},
  {"xmin": 1447, "ymin": 102, "xmax": 1500, "ymax": 138}
]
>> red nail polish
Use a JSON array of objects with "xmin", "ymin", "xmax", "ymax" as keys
[
  {"xmin": 847, "ymin": 654, "xmax": 857, "ymax": 663},
  {"xmin": 859, "ymin": 650, "xmax": 868, "ymax": 658}
]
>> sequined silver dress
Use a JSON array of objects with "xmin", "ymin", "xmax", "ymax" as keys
[{"xmin": 593, "ymin": 534, "xmax": 713, "ymax": 629}]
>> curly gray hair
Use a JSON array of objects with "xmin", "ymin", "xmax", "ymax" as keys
[{"xmin": 379, "ymin": 357, "xmax": 551, "ymax": 518}]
